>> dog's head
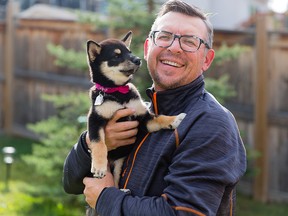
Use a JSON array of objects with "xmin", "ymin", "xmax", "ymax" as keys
[{"xmin": 87, "ymin": 31, "xmax": 141, "ymax": 86}]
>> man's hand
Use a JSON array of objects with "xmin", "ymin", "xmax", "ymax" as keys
[
  {"xmin": 86, "ymin": 108, "xmax": 139, "ymax": 151},
  {"xmin": 105, "ymin": 108, "xmax": 139, "ymax": 150},
  {"xmin": 83, "ymin": 172, "xmax": 115, "ymax": 209}
]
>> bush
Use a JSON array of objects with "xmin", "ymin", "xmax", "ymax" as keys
[
  {"xmin": 0, "ymin": 181, "xmax": 83, "ymax": 216},
  {"xmin": 21, "ymin": 93, "xmax": 89, "ymax": 209}
]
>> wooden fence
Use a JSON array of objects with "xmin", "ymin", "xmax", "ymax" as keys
[{"xmin": 1, "ymin": 3, "xmax": 288, "ymax": 203}]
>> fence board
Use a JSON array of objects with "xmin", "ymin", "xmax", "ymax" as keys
[{"xmin": 3, "ymin": 0, "xmax": 17, "ymax": 134}]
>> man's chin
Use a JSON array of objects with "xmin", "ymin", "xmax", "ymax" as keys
[{"xmin": 154, "ymin": 80, "xmax": 182, "ymax": 91}]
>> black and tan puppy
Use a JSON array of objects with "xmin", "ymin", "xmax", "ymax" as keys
[{"xmin": 86, "ymin": 31, "xmax": 186, "ymax": 184}]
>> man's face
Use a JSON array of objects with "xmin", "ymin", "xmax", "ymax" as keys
[{"xmin": 144, "ymin": 12, "xmax": 215, "ymax": 91}]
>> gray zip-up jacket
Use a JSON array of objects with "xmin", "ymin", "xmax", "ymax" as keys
[{"xmin": 63, "ymin": 75, "xmax": 247, "ymax": 215}]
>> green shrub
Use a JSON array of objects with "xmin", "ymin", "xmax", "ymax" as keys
[{"xmin": 21, "ymin": 93, "xmax": 89, "ymax": 209}]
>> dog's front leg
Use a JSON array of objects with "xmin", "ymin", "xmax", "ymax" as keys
[
  {"xmin": 146, "ymin": 113, "xmax": 186, "ymax": 132},
  {"xmin": 89, "ymin": 128, "xmax": 108, "ymax": 178}
]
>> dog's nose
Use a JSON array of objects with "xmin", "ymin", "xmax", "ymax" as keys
[{"xmin": 133, "ymin": 57, "xmax": 141, "ymax": 66}]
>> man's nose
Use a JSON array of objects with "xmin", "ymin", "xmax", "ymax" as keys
[{"xmin": 168, "ymin": 38, "xmax": 182, "ymax": 53}]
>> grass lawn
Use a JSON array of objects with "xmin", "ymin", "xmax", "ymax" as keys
[
  {"xmin": 0, "ymin": 134, "xmax": 84, "ymax": 215},
  {"xmin": 1, "ymin": 133, "xmax": 288, "ymax": 215},
  {"xmin": 0, "ymin": 134, "xmax": 34, "ymax": 182},
  {"xmin": 237, "ymin": 193, "xmax": 288, "ymax": 216},
  {"xmin": 0, "ymin": 133, "xmax": 33, "ymax": 152}
]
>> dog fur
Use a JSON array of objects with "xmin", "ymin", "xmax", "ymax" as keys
[{"xmin": 85, "ymin": 31, "xmax": 186, "ymax": 215}]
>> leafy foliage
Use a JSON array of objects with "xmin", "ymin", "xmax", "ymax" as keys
[
  {"xmin": 206, "ymin": 43, "xmax": 250, "ymax": 102},
  {"xmin": 47, "ymin": 43, "xmax": 87, "ymax": 71},
  {"xmin": 213, "ymin": 43, "xmax": 250, "ymax": 66},
  {"xmin": 0, "ymin": 181, "xmax": 83, "ymax": 216},
  {"xmin": 76, "ymin": 0, "xmax": 154, "ymax": 36},
  {"xmin": 205, "ymin": 75, "xmax": 236, "ymax": 104},
  {"xmin": 22, "ymin": 93, "xmax": 89, "ymax": 195}
]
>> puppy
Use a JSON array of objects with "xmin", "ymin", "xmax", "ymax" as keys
[{"xmin": 86, "ymin": 31, "xmax": 186, "ymax": 212}]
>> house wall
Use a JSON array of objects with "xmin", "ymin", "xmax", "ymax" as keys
[{"xmin": 186, "ymin": 0, "xmax": 253, "ymax": 29}]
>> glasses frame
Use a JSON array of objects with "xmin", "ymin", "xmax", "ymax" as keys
[{"xmin": 149, "ymin": 30, "xmax": 210, "ymax": 52}]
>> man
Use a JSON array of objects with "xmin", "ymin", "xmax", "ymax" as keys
[{"xmin": 63, "ymin": 0, "xmax": 247, "ymax": 215}]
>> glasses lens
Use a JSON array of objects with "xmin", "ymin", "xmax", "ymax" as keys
[
  {"xmin": 180, "ymin": 36, "xmax": 200, "ymax": 52},
  {"xmin": 152, "ymin": 31, "xmax": 206, "ymax": 52},
  {"xmin": 153, "ymin": 31, "xmax": 174, "ymax": 48}
]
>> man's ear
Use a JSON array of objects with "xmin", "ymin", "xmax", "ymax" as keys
[
  {"xmin": 202, "ymin": 49, "xmax": 215, "ymax": 72},
  {"xmin": 144, "ymin": 38, "xmax": 150, "ymax": 61}
]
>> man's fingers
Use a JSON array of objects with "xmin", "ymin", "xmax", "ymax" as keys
[
  {"xmin": 120, "ymin": 127, "xmax": 138, "ymax": 139},
  {"xmin": 105, "ymin": 122, "xmax": 138, "ymax": 141},
  {"xmin": 104, "ymin": 108, "xmax": 139, "ymax": 150},
  {"xmin": 83, "ymin": 177, "xmax": 93, "ymax": 184},
  {"xmin": 105, "ymin": 122, "xmax": 138, "ymax": 150},
  {"xmin": 111, "ymin": 108, "xmax": 136, "ymax": 122},
  {"xmin": 105, "ymin": 127, "xmax": 138, "ymax": 151},
  {"xmin": 106, "ymin": 120, "xmax": 139, "ymax": 133},
  {"xmin": 113, "ymin": 127, "xmax": 138, "ymax": 140}
]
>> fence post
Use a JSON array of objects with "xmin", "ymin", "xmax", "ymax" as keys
[
  {"xmin": 253, "ymin": 13, "xmax": 269, "ymax": 203},
  {"xmin": 3, "ymin": 0, "xmax": 18, "ymax": 134}
]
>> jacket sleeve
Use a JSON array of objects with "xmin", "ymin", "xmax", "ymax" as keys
[
  {"xmin": 162, "ymin": 109, "xmax": 247, "ymax": 215},
  {"xmin": 96, "ymin": 109, "xmax": 247, "ymax": 216},
  {"xmin": 97, "ymin": 188, "xmax": 177, "ymax": 216},
  {"xmin": 63, "ymin": 131, "xmax": 92, "ymax": 194}
]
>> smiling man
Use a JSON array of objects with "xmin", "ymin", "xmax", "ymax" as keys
[
  {"xmin": 144, "ymin": 9, "xmax": 214, "ymax": 91},
  {"xmin": 63, "ymin": 1, "xmax": 247, "ymax": 215}
]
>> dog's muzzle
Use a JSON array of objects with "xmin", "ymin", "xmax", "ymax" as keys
[{"xmin": 132, "ymin": 57, "xmax": 141, "ymax": 66}]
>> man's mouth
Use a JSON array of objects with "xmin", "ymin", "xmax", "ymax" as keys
[{"xmin": 161, "ymin": 60, "xmax": 183, "ymax": 68}]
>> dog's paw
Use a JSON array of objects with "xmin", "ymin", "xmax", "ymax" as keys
[
  {"xmin": 91, "ymin": 162, "xmax": 107, "ymax": 179},
  {"xmin": 170, "ymin": 113, "xmax": 186, "ymax": 129}
]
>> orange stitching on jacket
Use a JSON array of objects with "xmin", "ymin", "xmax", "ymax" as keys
[
  {"xmin": 121, "ymin": 154, "xmax": 131, "ymax": 177},
  {"xmin": 230, "ymin": 190, "xmax": 233, "ymax": 216},
  {"xmin": 161, "ymin": 194, "xmax": 168, "ymax": 200},
  {"xmin": 173, "ymin": 206, "xmax": 206, "ymax": 216},
  {"xmin": 174, "ymin": 129, "xmax": 179, "ymax": 148},
  {"xmin": 152, "ymin": 92, "xmax": 158, "ymax": 115},
  {"xmin": 164, "ymin": 194, "xmax": 205, "ymax": 216},
  {"xmin": 123, "ymin": 133, "xmax": 150, "ymax": 189}
]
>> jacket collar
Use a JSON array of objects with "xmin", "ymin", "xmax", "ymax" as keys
[{"xmin": 146, "ymin": 75, "xmax": 205, "ymax": 115}]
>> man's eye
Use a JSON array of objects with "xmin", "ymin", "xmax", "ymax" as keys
[
  {"xmin": 157, "ymin": 34, "xmax": 171, "ymax": 41},
  {"xmin": 183, "ymin": 38, "xmax": 198, "ymax": 47}
]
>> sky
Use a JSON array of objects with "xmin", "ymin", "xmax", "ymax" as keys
[{"xmin": 268, "ymin": 0, "xmax": 288, "ymax": 13}]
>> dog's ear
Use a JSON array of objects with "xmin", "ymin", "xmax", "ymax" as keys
[
  {"xmin": 87, "ymin": 40, "xmax": 101, "ymax": 62},
  {"xmin": 122, "ymin": 31, "xmax": 132, "ymax": 48}
]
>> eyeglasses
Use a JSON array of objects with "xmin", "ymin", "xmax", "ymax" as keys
[{"xmin": 149, "ymin": 30, "xmax": 210, "ymax": 52}]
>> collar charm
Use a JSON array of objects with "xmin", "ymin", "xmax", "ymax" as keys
[{"xmin": 94, "ymin": 93, "xmax": 104, "ymax": 106}]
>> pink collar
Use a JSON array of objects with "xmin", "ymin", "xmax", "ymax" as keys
[{"xmin": 95, "ymin": 83, "xmax": 130, "ymax": 94}]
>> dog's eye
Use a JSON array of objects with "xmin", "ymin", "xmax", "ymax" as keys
[{"xmin": 113, "ymin": 49, "xmax": 122, "ymax": 59}]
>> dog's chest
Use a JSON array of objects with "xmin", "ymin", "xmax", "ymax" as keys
[{"xmin": 92, "ymin": 90, "xmax": 147, "ymax": 119}]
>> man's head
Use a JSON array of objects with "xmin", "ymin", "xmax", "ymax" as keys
[
  {"xmin": 144, "ymin": 0, "xmax": 215, "ymax": 91},
  {"xmin": 152, "ymin": 0, "xmax": 213, "ymax": 49}
]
